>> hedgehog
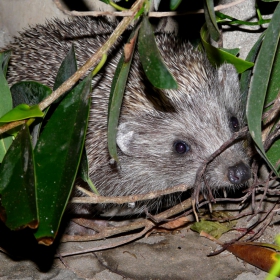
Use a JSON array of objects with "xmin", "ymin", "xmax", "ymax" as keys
[{"xmin": 3, "ymin": 16, "xmax": 251, "ymax": 215}]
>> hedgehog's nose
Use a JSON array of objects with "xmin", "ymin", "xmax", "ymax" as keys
[{"xmin": 228, "ymin": 162, "xmax": 251, "ymax": 184}]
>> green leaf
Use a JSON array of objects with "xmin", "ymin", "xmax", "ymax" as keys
[
  {"xmin": 266, "ymin": 140, "xmax": 280, "ymax": 173},
  {"xmin": 0, "ymin": 52, "xmax": 13, "ymax": 163},
  {"xmin": 0, "ymin": 104, "xmax": 44, "ymax": 123},
  {"xmin": 53, "ymin": 44, "xmax": 77, "ymax": 104},
  {"xmin": 216, "ymin": 11, "xmax": 271, "ymax": 26},
  {"xmin": 220, "ymin": 47, "xmax": 240, "ymax": 56},
  {"xmin": 191, "ymin": 220, "xmax": 236, "ymax": 239},
  {"xmin": 246, "ymin": 2, "xmax": 280, "ymax": 174},
  {"xmin": 170, "ymin": 0, "xmax": 182, "ymax": 10},
  {"xmin": 33, "ymin": 75, "xmax": 91, "ymax": 245},
  {"xmin": 240, "ymin": 33, "xmax": 265, "ymax": 105},
  {"xmin": 200, "ymin": 23, "xmax": 254, "ymax": 73},
  {"xmin": 107, "ymin": 30, "xmax": 138, "ymax": 163},
  {"xmin": 138, "ymin": 16, "xmax": 178, "ymax": 89},
  {"xmin": 203, "ymin": 0, "xmax": 220, "ymax": 41},
  {"xmin": 0, "ymin": 125, "xmax": 37, "ymax": 230},
  {"xmin": 11, "ymin": 81, "xmax": 52, "ymax": 107},
  {"xmin": 1, "ymin": 50, "xmax": 11, "ymax": 77},
  {"xmin": 264, "ymin": 44, "xmax": 280, "ymax": 107},
  {"xmin": 11, "ymin": 81, "xmax": 53, "ymax": 146},
  {"xmin": 78, "ymin": 149, "xmax": 99, "ymax": 194},
  {"xmin": 53, "ymin": 45, "xmax": 77, "ymax": 91}
]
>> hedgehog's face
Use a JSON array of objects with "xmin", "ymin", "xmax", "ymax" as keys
[
  {"xmin": 116, "ymin": 63, "xmax": 251, "ymax": 195},
  {"xmin": 116, "ymin": 109, "xmax": 250, "ymax": 195}
]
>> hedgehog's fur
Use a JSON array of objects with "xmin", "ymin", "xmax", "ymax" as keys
[{"xmin": 4, "ymin": 17, "xmax": 251, "ymax": 215}]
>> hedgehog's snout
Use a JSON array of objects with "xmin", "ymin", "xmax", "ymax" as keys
[{"xmin": 227, "ymin": 161, "xmax": 251, "ymax": 184}]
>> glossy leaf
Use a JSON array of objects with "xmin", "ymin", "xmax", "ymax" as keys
[
  {"xmin": 11, "ymin": 81, "xmax": 52, "ymax": 107},
  {"xmin": 227, "ymin": 242, "xmax": 280, "ymax": 275},
  {"xmin": 138, "ymin": 16, "xmax": 177, "ymax": 89},
  {"xmin": 240, "ymin": 33, "xmax": 265, "ymax": 105},
  {"xmin": 78, "ymin": 149, "xmax": 99, "ymax": 194},
  {"xmin": 33, "ymin": 75, "xmax": 91, "ymax": 245},
  {"xmin": 246, "ymin": 2, "xmax": 280, "ymax": 174},
  {"xmin": 0, "ymin": 104, "xmax": 44, "ymax": 123},
  {"xmin": 1, "ymin": 50, "xmax": 11, "ymax": 77},
  {"xmin": 264, "ymin": 51, "xmax": 280, "ymax": 106},
  {"xmin": 200, "ymin": 24, "xmax": 254, "ymax": 73},
  {"xmin": 107, "ymin": 29, "xmax": 138, "ymax": 163},
  {"xmin": 220, "ymin": 47, "xmax": 239, "ymax": 56},
  {"xmin": 0, "ymin": 125, "xmax": 37, "ymax": 230},
  {"xmin": 0, "ymin": 52, "xmax": 13, "ymax": 163},
  {"xmin": 203, "ymin": 0, "xmax": 220, "ymax": 41},
  {"xmin": 53, "ymin": 45, "xmax": 77, "ymax": 91},
  {"xmin": 265, "ymin": 30, "xmax": 280, "ymax": 170},
  {"xmin": 170, "ymin": 0, "xmax": 182, "ymax": 10},
  {"xmin": 11, "ymin": 81, "xmax": 52, "ymax": 147}
]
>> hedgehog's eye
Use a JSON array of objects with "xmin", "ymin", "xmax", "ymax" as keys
[
  {"xmin": 174, "ymin": 141, "xmax": 190, "ymax": 154},
  {"xmin": 230, "ymin": 116, "xmax": 240, "ymax": 132}
]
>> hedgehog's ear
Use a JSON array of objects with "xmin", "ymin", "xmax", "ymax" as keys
[
  {"xmin": 218, "ymin": 63, "xmax": 239, "ymax": 89},
  {"xmin": 116, "ymin": 121, "xmax": 141, "ymax": 156}
]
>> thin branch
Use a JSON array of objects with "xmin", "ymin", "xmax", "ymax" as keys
[
  {"xmin": 193, "ymin": 126, "xmax": 249, "ymax": 203},
  {"xmin": 58, "ymin": 221, "xmax": 155, "ymax": 256},
  {"xmin": 256, "ymin": 171, "xmax": 273, "ymax": 212},
  {"xmin": 246, "ymin": 201, "xmax": 278, "ymax": 241},
  {"xmin": 0, "ymin": 0, "xmax": 145, "ymax": 136},
  {"xmin": 0, "ymin": 119, "xmax": 25, "ymax": 134},
  {"xmin": 62, "ymin": 196, "xmax": 194, "ymax": 242},
  {"xmin": 71, "ymin": 183, "xmax": 190, "ymax": 204}
]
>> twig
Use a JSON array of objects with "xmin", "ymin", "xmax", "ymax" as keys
[
  {"xmin": 0, "ymin": 119, "xmax": 25, "ymax": 134},
  {"xmin": 61, "ymin": 217, "xmax": 154, "ymax": 242},
  {"xmin": 207, "ymin": 204, "xmax": 275, "ymax": 257},
  {"xmin": 200, "ymin": 231, "xmax": 223, "ymax": 245},
  {"xmin": 0, "ymin": 0, "xmax": 145, "ymax": 135},
  {"xmin": 57, "ymin": 222, "xmax": 155, "ymax": 257},
  {"xmin": 53, "ymin": 0, "xmax": 246, "ymax": 17},
  {"xmin": 247, "ymin": 201, "xmax": 278, "ymax": 241},
  {"xmin": 62, "ymin": 196, "xmax": 194, "ymax": 242},
  {"xmin": 57, "ymin": 253, "xmax": 69, "ymax": 268},
  {"xmin": 256, "ymin": 171, "xmax": 273, "ymax": 212},
  {"xmin": 39, "ymin": 0, "xmax": 144, "ymax": 111},
  {"xmin": 193, "ymin": 126, "xmax": 249, "ymax": 202},
  {"xmin": 71, "ymin": 183, "xmax": 190, "ymax": 204}
]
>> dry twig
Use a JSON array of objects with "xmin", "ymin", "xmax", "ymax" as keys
[{"xmin": 71, "ymin": 183, "xmax": 190, "ymax": 204}]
